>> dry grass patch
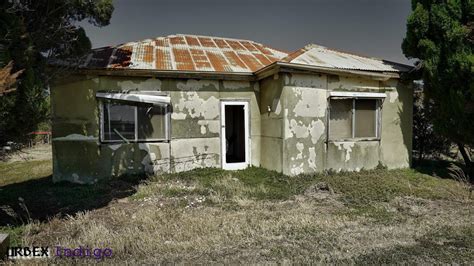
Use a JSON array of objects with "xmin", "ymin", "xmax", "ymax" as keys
[{"xmin": 14, "ymin": 167, "xmax": 473, "ymax": 264}]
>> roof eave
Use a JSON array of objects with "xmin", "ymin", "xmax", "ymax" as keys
[
  {"xmin": 73, "ymin": 67, "xmax": 257, "ymax": 81},
  {"xmin": 255, "ymin": 62, "xmax": 401, "ymax": 81}
]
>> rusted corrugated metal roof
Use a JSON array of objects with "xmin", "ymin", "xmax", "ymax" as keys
[
  {"xmin": 82, "ymin": 35, "xmax": 411, "ymax": 75},
  {"xmin": 84, "ymin": 34, "xmax": 288, "ymax": 73},
  {"xmin": 282, "ymin": 44, "xmax": 410, "ymax": 72}
]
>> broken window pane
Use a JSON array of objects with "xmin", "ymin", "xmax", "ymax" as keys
[
  {"xmin": 103, "ymin": 102, "xmax": 136, "ymax": 141},
  {"xmin": 355, "ymin": 99, "xmax": 377, "ymax": 138},
  {"xmin": 137, "ymin": 104, "xmax": 167, "ymax": 140},
  {"xmin": 329, "ymin": 99, "xmax": 352, "ymax": 139}
]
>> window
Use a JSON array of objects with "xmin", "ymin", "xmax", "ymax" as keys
[
  {"xmin": 100, "ymin": 101, "xmax": 170, "ymax": 142},
  {"xmin": 329, "ymin": 98, "xmax": 380, "ymax": 140}
]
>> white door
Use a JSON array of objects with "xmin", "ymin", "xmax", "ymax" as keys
[{"xmin": 221, "ymin": 101, "xmax": 249, "ymax": 170}]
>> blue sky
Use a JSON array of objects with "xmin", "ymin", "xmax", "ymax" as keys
[{"xmin": 81, "ymin": 0, "xmax": 413, "ymax": 64}]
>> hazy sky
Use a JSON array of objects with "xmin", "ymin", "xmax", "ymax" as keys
[{"xmin": 81, "ymin": 0, "xmax": 413, "ymax": 64}]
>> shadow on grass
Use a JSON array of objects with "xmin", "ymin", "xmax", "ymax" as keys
[
  {"xmin": 0, "ymin": 174, "xmax": 145, "ymax": 226},
  {"xmin": 413, "ymin": 159, "xmax": 463, "ymax": 180}
]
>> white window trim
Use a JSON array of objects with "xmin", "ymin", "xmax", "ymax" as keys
[
  {"xmin": 96, "ymin": 92, "xmax": 170, "ymax": 104},
  {"xmin": 99, "ymin": 100, "xmax": 171, "ymax": 143},
  {"xmin": 329, "ymin": 91, "xmax": 386, "ymax": 98},
  {"xmin": 328, "ymin": 97, "xmax": 382, "ymax": 142}
]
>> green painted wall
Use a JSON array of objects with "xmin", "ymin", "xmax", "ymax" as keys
[
  {"xmin": 269, "ymin": 72, "xmax": 413, "ymax": 175},
  {"xmin": 51, "ymin": 70, "xmax": 412, "ymax": 183},
  {"xmin": 51, "ymin": 75, "xmax": 260, "ymax": 183}
]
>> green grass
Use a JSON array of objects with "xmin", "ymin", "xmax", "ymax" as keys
[
  {"xmin": 0, "ymin": 225, "xmax": 26, "ymax": 246},
  {"xmin": 0, "ymin": 160, "xmax": 52, "ymax": 186},
  {"xmin": 134, "ymin": 167, "xmax": 470, "ymax": 206},
  {"xmin": 0, "ymin": 160, "xmax": 141, "ymax": 227},
  {"xmin": 316, "ymin": 168, "xmax": 469, "ymax": 205}
]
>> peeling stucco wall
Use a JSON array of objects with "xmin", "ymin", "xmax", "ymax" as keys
[
  {"xmin": 51, "ymin": 75, "xmax": 260, "ymax": 183},
  {"xmin": 281, "ymin": 73, "xmax": 328, "ymax": 176},
  {"xmin": 278, "ymin": 72, "xmax": 412, "ymax": 176},
  {"xmin": 51, "ymin": 70, "xmax": 412, "ymax": 183}
]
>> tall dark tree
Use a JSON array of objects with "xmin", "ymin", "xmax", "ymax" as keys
[
  {"xmin": 403, "ymin": 0, "xmax": 474, "ymax": 173},
  {"xmin": 0, "ymin": 0, "xmax": 114, "ymax": 143}
]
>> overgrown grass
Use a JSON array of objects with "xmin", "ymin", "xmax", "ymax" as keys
[
  {"xmin": 353, "ymin": 225, "xmax": 474, "ymax": 264},
  {"xmin": 133, "ymin": 167, "xmax": 470, "ymax": 206},
  {"xmin": 133, "ymin": 167, "xmax": 308, "ymax": 203},
  {"xmin": 1, "ymin": 159, "xmax": 472, "ymax": 264}
]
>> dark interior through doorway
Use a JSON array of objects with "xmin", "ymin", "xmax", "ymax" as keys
[{"xmin": 225, "ymin": 105, "xmax": 245, "ymax": 163}]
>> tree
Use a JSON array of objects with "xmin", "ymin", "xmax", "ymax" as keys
[
  {"xmin": 0, "ymin": 61, "xmax": 23, "ymax": 95},
  {"xmin": 402, "ymin": 0, "xmax": 474, "ymax": 175},
  {"xmin": 0, "ymin": 0, "xmax": 114, "ymax": 143},
  {"xmin": 413, "ymin": 85, "xmax": 452, "ymax": 162}
]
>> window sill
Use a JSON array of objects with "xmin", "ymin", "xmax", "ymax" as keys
[
  {"xmin": 327, "ymin": 138, "xmax": 380, "ymax": 143},
  {"xmin": 100, "ymin": 140, "xmax": 170, "ymax": 144}
]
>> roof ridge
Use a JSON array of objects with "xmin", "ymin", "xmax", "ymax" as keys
[{"xmin": 173, "ymin": 33, "xmax": 254, "ymax": 43}]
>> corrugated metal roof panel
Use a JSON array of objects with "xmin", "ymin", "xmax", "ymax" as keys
[
  {"xmin": 83, "ymin": 34, "xmax": 288, "ymax": 73},
  {"xmin": 284, "ymin": 44, "xmax": 410, "ymax": 72},
  {"xmin": 81, "ymin": 35, "xmax": 410, "ymax": 74}
]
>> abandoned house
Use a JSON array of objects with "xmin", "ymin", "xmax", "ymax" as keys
[{"xmin": 50, "ymin": 34, "xmax": 413, "ymax": 183}]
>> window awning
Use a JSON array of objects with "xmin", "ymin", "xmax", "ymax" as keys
[
  {"xmin": 329, "ymin": 91, "xmax": 386, "ymax": 99},
  {"xmin": 96, "ymin": 92, "xmax": 171, "ymax": 104}
]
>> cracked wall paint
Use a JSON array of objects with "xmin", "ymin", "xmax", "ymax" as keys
[
  {"xmin": 286, "ymin": 73, "xmax": 325, "ymax": 88},
  {"xmin": 290, "ymin": 162, "xmax": 304, "ymax": 175},
  {"xmin": 118, "ymin": 78, "xmax": 161, "ymax": 91},
  {"xmin": 223, "ymin": 80, "xmax": 251, "ymax": 90},
  {"xmin": 308, "ymin": 147, "xmax": 317, "ymax": 170},
  {"xmin": 176, "ymin": 79, "xmax": 218, "ymax": 91},
  {"xmin": 296, "ymin": 142, "xmax": 304, "ymax": 159},
  {"xmin": 292, "ymin": 88, "xmax": 326, "ymax": 118},
  {"xmin": 51, "ymin": 70, "xmax": 411, "ymax": 183},
  {"xmin": 197, "ymin": 120, "xmax": 220, "ymax": 135},
  {"xmin": 172, "ymin": 92, "xmax": 219, "ymax": 120},
  {"xmin": 285, "ymin": 118, "xmax": 325, "ymax": 144},
  {"xmin": 309, "ymin": 120, "xmax": 325, "ymax": 144},
  {"xmin": 388, "ymin": 90, "xmax": 399, "ymax": 103},
  {"xmin": 334, "ymin": 142, "xmax": 355, "ymax": 162},
  {"xmin": 171, "ymin": 138, "xmax": 220, "ymax": 172}
]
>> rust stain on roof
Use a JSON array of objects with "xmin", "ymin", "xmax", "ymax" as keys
[
  {"xmin": 238, "ymin": 53, "xmax": 263, "ymax": 71},
  {"xmin": 185, "ymin": 36, "xmax": 201, "ymax": 47},
  {"xmin": 206, "ymin": 51, "xmax": 228, "ymax": 72},
  {"xmin": 190, "ymin": 49, "xmax": 212, "ymax": 70},
  {"xmin": 84, "ymin": 34, "xmax": 287, "ymax": 73},
  {"xmin": 172, "ymin": 47, "xmax": 195, "ymax": 71},
  {"xmin": 222, "ymin": 51, "xmax": 248, "ymax": 70},
  {"xmin": 155, "ymin": 49, "xmax": 172, "ymax": 70},
  {"xmin": 81, "ymin": 34, "xmax": 410, "ymax": 74},
  {"xmin": 197, "ymin": 37, "xmax": 217, "ymax": 48}
]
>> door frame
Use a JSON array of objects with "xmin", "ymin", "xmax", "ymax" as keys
[{"xmin": 220, "ymin": 100, "xmax": 250, "ymax": 170}]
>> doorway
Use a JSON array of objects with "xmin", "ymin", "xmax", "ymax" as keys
[{"xmin": 220, "ymin": 101, "xmax": 249, "ymax": 170}]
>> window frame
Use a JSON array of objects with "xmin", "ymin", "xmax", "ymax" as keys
[
  {"xmin": 99, "ymin": 100, "xmax": 171, "ymax": 143},
  {"xmin": 328, "ymin": 97, "xmax": 382, "ymax": 142}
]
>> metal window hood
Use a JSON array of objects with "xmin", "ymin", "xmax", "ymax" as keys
[
  {"xmin": 96, "ymin": 92, "xmax": 171, "ymax": 104},
  {"xmin": 329, "ymin": 91, "xmax": 386, "ymax": 98}
]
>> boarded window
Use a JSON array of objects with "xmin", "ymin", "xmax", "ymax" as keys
[
  {"xmin": 329, "ymin": 98, "xmax": 380, "ymax": 140},
  {"xmin": 329, "ymin": 99, "xmax": 352, "ymax": 139},
  {"xmin": 102, "ymin": 101, "xmax": 169, "ymax": 142}
]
